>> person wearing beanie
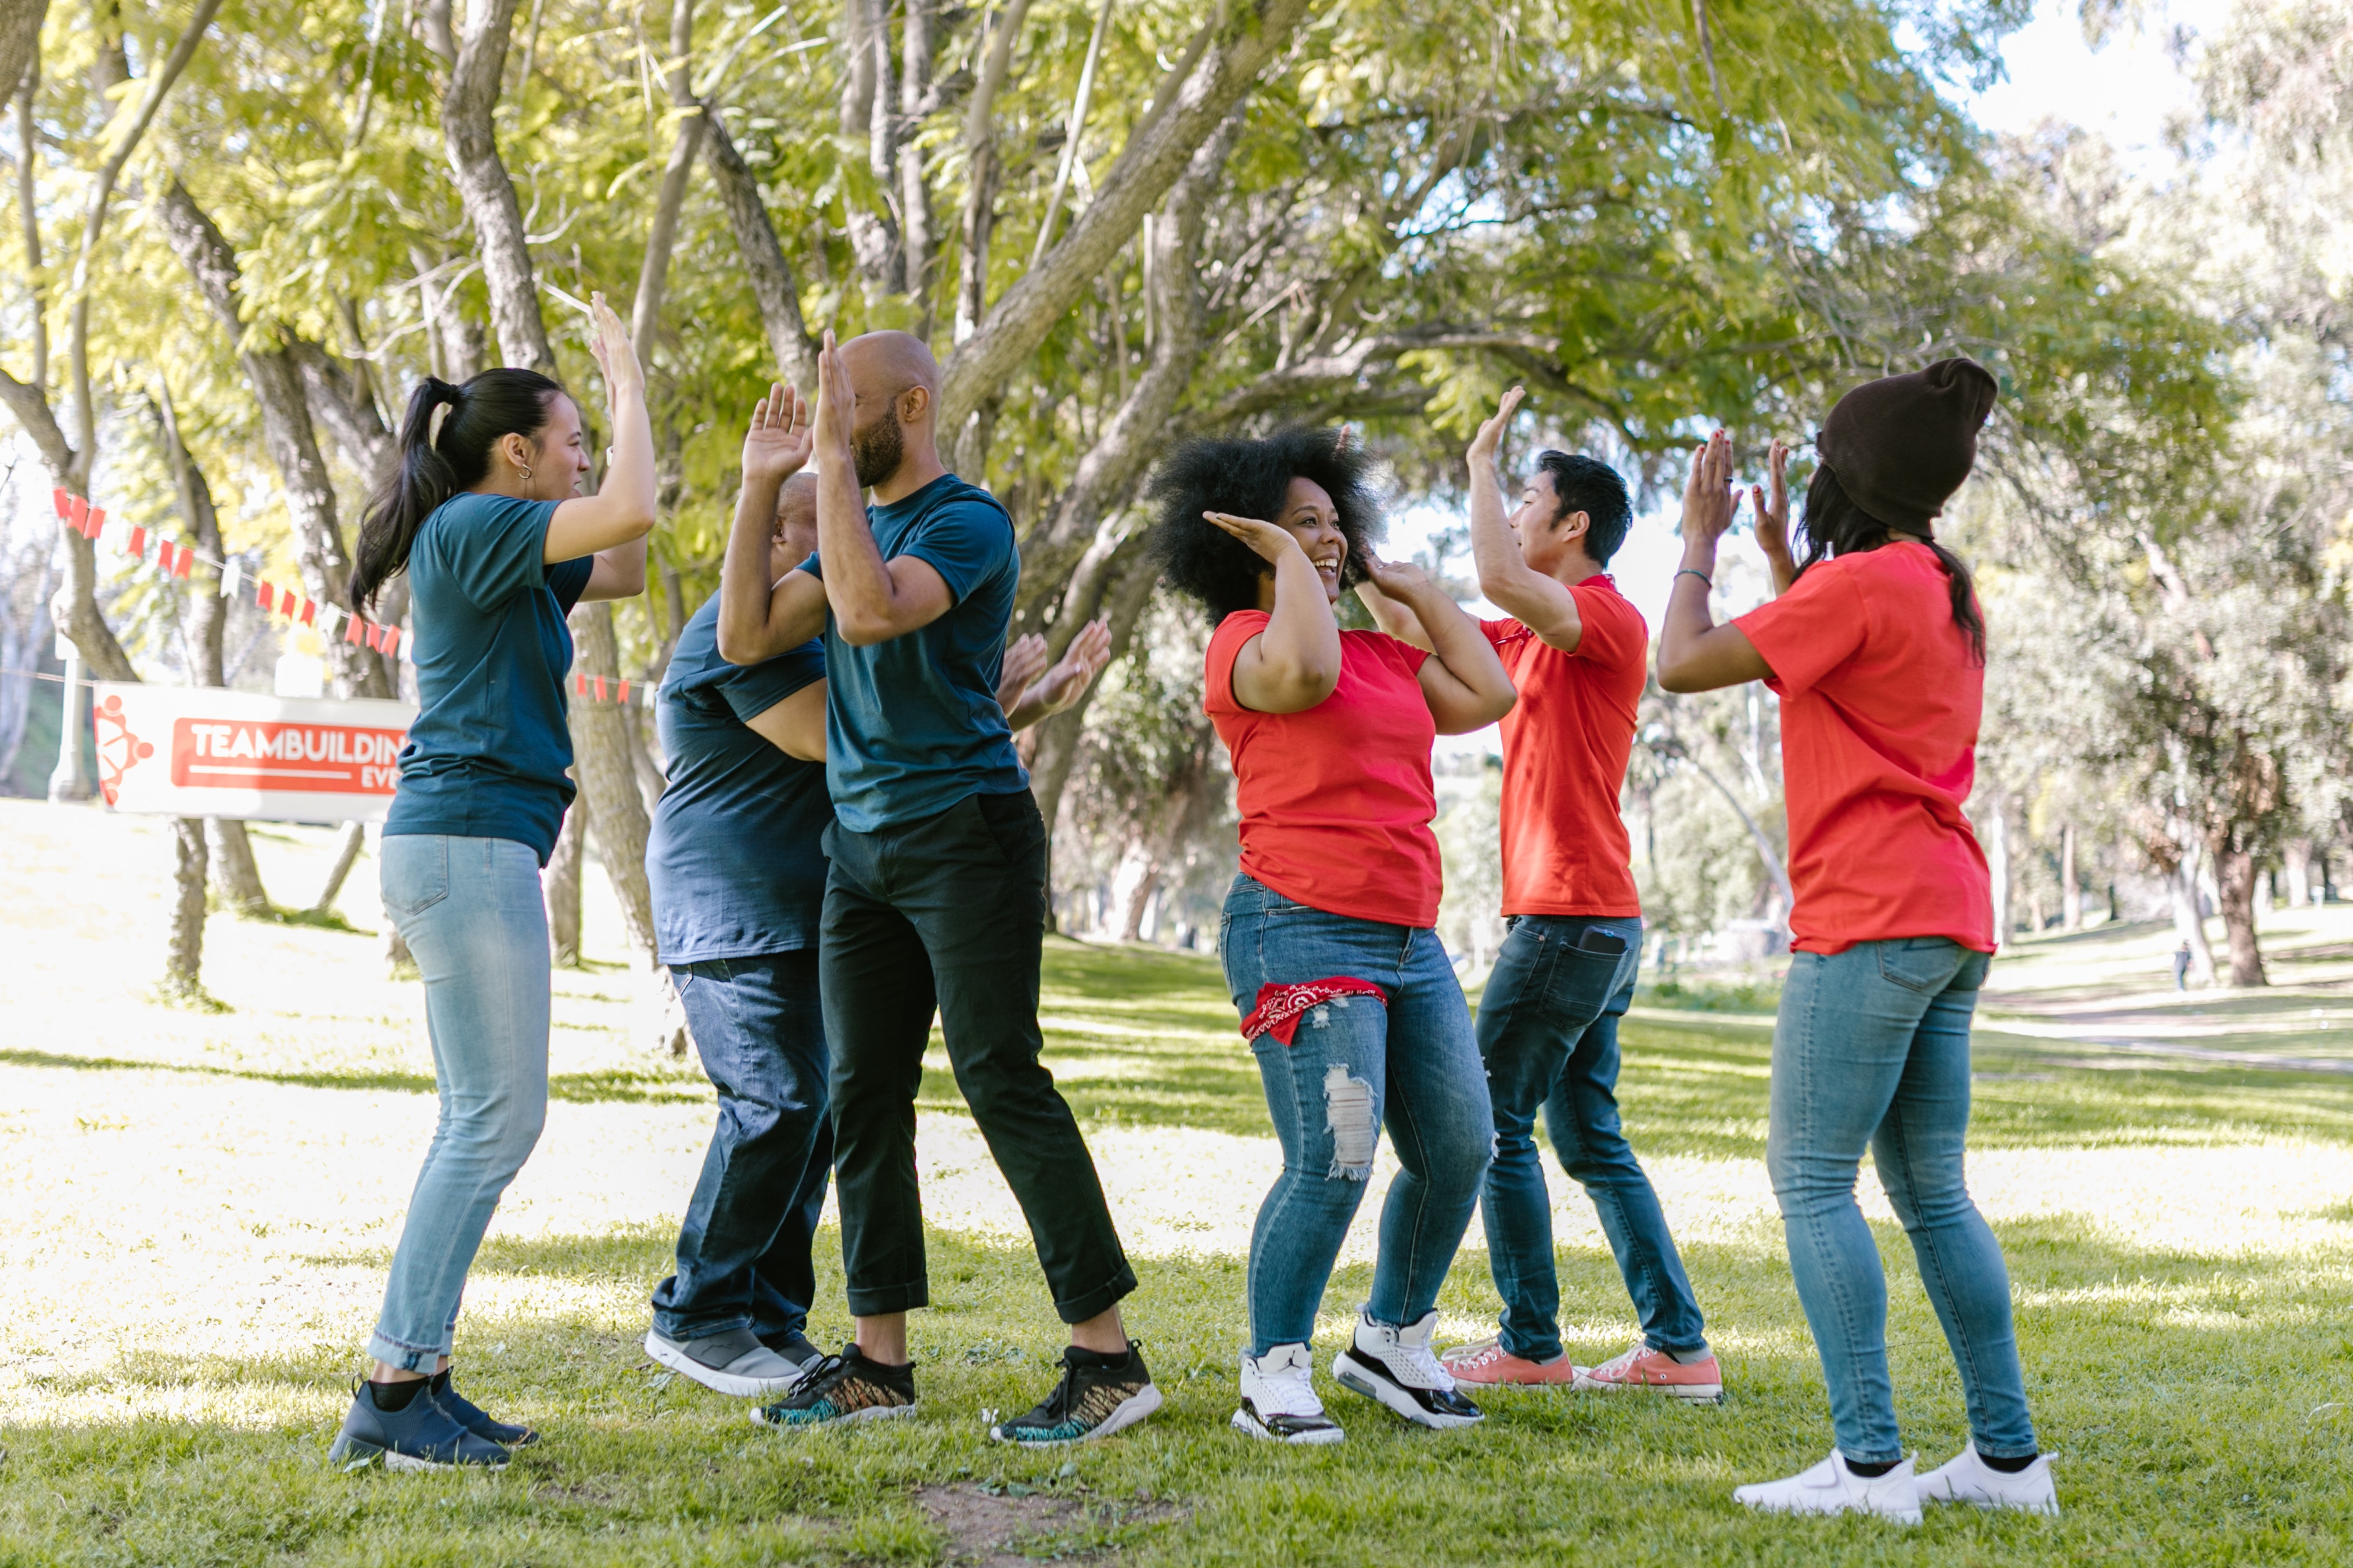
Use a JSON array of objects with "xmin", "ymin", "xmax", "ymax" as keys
[{"xmin": 1654, "ymin": 361, "xmax": 2056, "ymax": 1524}]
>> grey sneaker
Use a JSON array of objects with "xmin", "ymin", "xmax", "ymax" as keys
[{"xmin": 646, "ymin": 1326, "xmax": 807, "ymax": 1398}]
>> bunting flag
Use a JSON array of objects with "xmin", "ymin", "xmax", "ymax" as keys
[{"xmin": 45, "ymin": 488, "xmax": 645, "ymax": 703}]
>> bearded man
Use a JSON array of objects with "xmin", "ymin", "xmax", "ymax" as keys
[{"xmin": 714, "ymin": 332, "xmax": 1150, "ymax": 1447}]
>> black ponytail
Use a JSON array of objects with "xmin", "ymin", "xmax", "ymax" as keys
[
  {"xmin": 351, "ymin": 367, "xmax": 567, "ymax": 611},
  {"xmin": 1794, "ymin": 463, "xmax": 1986, "ymax": 666}
]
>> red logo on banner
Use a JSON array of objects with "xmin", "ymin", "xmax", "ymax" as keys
[
  {"xmin": 92, "ymin": 694, "xmax": 155, "ymax": 807},
  {"xmin": 168, "ymin": 718, "xmax": 408, "ymax": 794}
]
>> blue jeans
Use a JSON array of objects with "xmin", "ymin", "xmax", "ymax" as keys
[
  {"xmin": 1768, "ymin": 938, "xmax": 2039, "ymax": 1464},
  {"xmin": 653, "ymin": 950, "xmax": 833, "ymax": 1344},
  {"xmin": 1220, "ymin": 875, "xmax": 1492, "ymax": 1355},
  {"xmin": 370, "ymin": 835, "xmax": 551, "ymax": 1370},
  {"xmin": 1475, "ymin": 914, "xmax": 1706, "ymax": 1362}
]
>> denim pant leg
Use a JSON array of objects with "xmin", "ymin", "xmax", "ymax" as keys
[
  {"xmin": 1869, "ymin": 950, "xmax": 2039, "ymax": 1460},
  {"xmin": 652, "ymin": 950, "xmax": 832, "ymax": 1343},
  {"xmin": 1366, "ymin": 928, "xmax": 1492, "ymax": 1331},
  {"xmin": 1542, "ymin": 935, "xmax": 1710, "ymax": 1358},
  {"xmin": 1476, "ymin": 914, "xmax": 1635, "ymax": 1362},
  {"xmin": 369, "ymin": 835, "xmax": 551, "ymax": 1370},
  {"xmin": 1769, "ymin": 937, "xmax": 2006, "ymax": 1464}
]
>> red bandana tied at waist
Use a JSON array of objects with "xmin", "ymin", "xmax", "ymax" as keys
[{"xmin": 1240, "ymin": 979, "xmax": 1390, "ymax": 1045}]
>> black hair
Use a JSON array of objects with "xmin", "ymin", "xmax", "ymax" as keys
[
  {"xmin": 1528, "ymin": 450, "xmax": 1633, "ymax": 565},
  {"xmin": 1147, "ymin": 427, "xmax": 1384, "ymax": 621},
  {"xmin": 1795, "ymin": 463, "xmax": 1986, "ymax": 665},
  {"xmin": 350, "ymin": 368, "xmax": 569, "ymax": 611}
]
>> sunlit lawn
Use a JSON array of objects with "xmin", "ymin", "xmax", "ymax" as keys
[{"xmin": 5, "ymin": 797, "xmax": 2353, "ymax": 1565}]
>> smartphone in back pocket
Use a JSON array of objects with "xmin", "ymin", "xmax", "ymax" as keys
[{"xmin": 1576, "ymin": 925, "xmax": 1629, "ymax": 956}]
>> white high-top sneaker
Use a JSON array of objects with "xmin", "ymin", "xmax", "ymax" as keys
[
  {"xmin": 1917, "ymin": 1444, "xmax": 2060, "ymax": 1515},
  {"xmin": 1232, "ymin": 1343, "xmax": 1344, "ymax": 1445},
  {"xmin": 1733, "ymin": 1451, "xmax": 1923, "ymax": 1524},
  {"xmin": 1330, "ymin": 1311, "xmax": 1483, "ymax": 1429}
]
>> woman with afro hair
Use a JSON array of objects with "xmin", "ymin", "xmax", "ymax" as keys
[{"xmin": 1150, "ymin": 427, "xmax": 1516, "ymax": 1445}]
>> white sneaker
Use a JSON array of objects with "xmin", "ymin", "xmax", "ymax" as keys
[
  {"xmin": 1233, "ymin": 1343, "xmax": 1345, "ymax": 1445},
  {"xmin": 1918, "ymin": 1443, "xmax": 2059, "ymax": 1515},
  {"xmin": 645, "ymin": 1327, "xmax": 806, "ymax": 1398},
  {"xmin": 1733, "ymin": 1450, "xmax": 1922, "ymax": 1524},
  {"xmin": 1330, "ymin": 1311, "xmax": 1483, "ymax": 1429}
]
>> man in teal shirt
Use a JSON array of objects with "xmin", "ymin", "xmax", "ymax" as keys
[{"xmin": 712, "ymin": 337, "xmax": 1147, "ymax": 1446}]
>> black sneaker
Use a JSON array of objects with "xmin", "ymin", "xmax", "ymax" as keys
[
  {"xmin": 1330, "ymin": 1311, "xmax": 1483, "ymax": 1430},
  {"xmin": 751, "ymin": 1344, "xmax": 918, "ymax": 1429},
  {"xmin": 430, "ymin": 1369, "xmax": 538, "ymax": 1447},
  {"xmin": 989, "ymin": 1342, "xmax": 1163, "ymax": 1447},
  {"xmin": 328, "ymin": 1379, "xmax": 512, "ymax": 1470}
]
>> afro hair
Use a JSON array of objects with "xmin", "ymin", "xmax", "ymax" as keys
[{"xmin": 1146, "ymin": 427, "xmax": 1385, "ymax": 622}]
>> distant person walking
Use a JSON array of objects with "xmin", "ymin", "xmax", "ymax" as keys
[
  {"xmin": 711, "ymin": 332, "xmax": 1138, "ymax": 1446},
  {"xmin": 1153, "ymin": 428, "xmax": 1516, "ymax": 1444},
  {"xmin": 2174, "ymin": 940, "xmax": 2193, "ymax": 991},
  {"xmin": 646, "ymin": 395, "xmax": 1107, "ymax": 1405},
  {"xmin": 1657, "ymin": 361, "xmax": 2056, "ymax": 1522},
  {"xmin": 1360, "ymin": 389, "xmax": 1717, "ymax": 1400},
  {"xmin": 330, "ymin": 296, "xmax": 656, "ymax": 1470}
]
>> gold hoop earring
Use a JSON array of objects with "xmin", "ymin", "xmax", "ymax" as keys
[{"xmin": 517, "ymin": 463, "xmax": 533, "ymax": 482}]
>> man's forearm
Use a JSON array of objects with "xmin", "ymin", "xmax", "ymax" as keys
[
  {"xmin": 815, "ymin": 454, "xmax": 894, "ymax": 629},
  {"xmin": 717, "ymin": 475, "xmax": 785, "ymax": 654}
]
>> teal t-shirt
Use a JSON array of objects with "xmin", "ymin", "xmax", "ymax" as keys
[
  {"xmin": 799, "ymin": 472, "xmax": 1028, "ymax": 833},
  {"xmin": 384, "ymin": 492, "xmax": 595, "ymax": 863}
]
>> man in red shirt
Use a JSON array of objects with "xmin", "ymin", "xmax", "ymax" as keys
[{"xmin": 1362, "ymin": 388, "xmax": 1717, "ymax": 1397}]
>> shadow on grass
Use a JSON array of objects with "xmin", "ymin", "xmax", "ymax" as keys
[{"xmin": 0, "ymin": 1048, "xmax": 713, "ymax": 1105}]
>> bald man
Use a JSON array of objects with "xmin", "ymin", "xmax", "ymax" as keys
[{"xmin": 714, "ymin": 336, "xmax": 1148, "ymax": 1446}]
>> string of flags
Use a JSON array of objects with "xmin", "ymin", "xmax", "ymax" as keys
[{"xmin": 51, "ymin": 488, "xmax": 647, "ymax": 705}]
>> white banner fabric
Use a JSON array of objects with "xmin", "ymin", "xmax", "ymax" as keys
[{"xmin": 90, "ymin": 683, "xmax": 418, "ymax": 824}]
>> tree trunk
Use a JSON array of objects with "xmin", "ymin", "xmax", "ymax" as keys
[
  {"xmin": 2284, "ymin": 837, "xmax": 2314, "ymax": 907},
  {"xmin": 162, "ymin": 816, "xmax": 208, "ymax": 1001},
  {"xmin": 630, "ymin": 0, "xmax": 706, "ymax": 356},
  {"xmin": 442, "ymin": 0, "xmax": 556, "ymax": 374},
  {"xmin": 311, "ymin": 821, "xmax": 366, "ymax": 916},
  {"xmin": 703, "ymin": 113, "xmax": 819, "ymax": 393},
  {"xmin": 2215, "ymin": 847, "xmax": 2268, "ymax": 987},
  {"xmin": 2169, "ymin": 862, "xmax": 2217, "ymax": 986},
  {"xmin": 2060, "ymin": 822, "xmax": 2083, "ymax": 929},
  {"xmin": 546, "ymin": 788, "xmax": 586, "ymax": 967},
  {"xmin": 837, "ymin": 0, "xmax": 901, "ymax": 298},
  {"xmin": 208, "ymin": 819, "xmax": 270, "ymax": 916},
  {"xmin": 954, "ymin": 0, "xmax": 1032, "ymax": 344},
  {"xmin": 1120, "ymin": 860, "xmax": 1160, "ymax": 943},
  {"xmin": 898, "ymin": 0, "xmax": 936, "ymax": 327},
  {"xmin": 0, "ymin": 2, "xmax": 46, "ymax": 134}
]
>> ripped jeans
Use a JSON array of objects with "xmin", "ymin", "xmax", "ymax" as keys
[{"xmin": 1221, "ymin": 875, "xmax": 1492, "ymax": 1356}]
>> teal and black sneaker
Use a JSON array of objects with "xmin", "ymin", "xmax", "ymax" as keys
[
  {"xmin": 988, "ymin": 1342, "xmax": 1162, "ymax": 1447},
  {"xmin": 751, "ymin": 1344, "xmax": 918, "ymax": 1429}
]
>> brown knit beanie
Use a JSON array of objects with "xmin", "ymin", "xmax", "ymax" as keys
[{"xmin": 1816, "ymin": 357, "xmax": 1998, "ymax": 531}]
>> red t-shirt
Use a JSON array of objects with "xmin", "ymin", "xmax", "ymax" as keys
[
  {"xmin": 1733, "ymin": 540, "xmax": 1993, "ymax": 956},
  {"xmin": 1480, "ymin": 575, "xmax": 1646, "ymax": 918},
  {"xmin": 1204, "ymin": 610, "xmax": 1442, "ymax": 928}
]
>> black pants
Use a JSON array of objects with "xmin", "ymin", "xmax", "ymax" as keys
[
  {"xmin": 820, "ymin": 789, "xmax": 1135, "ymax": 1325},
  {"xmin": 652, "ymin": 950, "xmax": 832, "ymax": 1344}
]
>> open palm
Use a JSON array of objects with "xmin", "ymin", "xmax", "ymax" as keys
[{"xmin": 742, "ymin": 383, "xmax": 812, "ymax": 488}]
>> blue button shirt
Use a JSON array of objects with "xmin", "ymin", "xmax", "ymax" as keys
[
  {"xmin": 645, "ymin": 596, "xmax": 833, "ymax": 965},
  {"xmin": 386, "ymin": 492, "xmax": 595, "ymax": 864},
  {"xmin": 800, "ymin": 473, "xmax": 1027, "ymax": 833}
]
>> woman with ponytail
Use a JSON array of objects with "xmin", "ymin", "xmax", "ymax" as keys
[
  {"xmin": 1657, "ymin": 361, "xmax": 2055, "ymax": 1523},
  {"xmin": 329, "ymin": 294, "xmax": 657, "ymax": 1471}
]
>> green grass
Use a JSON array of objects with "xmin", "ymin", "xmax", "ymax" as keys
[{"xmin": 8, "ymin": 938, "xmax": 2353, "ymax": 1564}]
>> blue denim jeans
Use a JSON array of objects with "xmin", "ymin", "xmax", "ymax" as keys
[
  {"xmin": 653, "ymin": 950, "xmax": 833, "ymax": 1344},
  {"xmin": 1220, "ymin": 875, "xmax": 1492, "ymax": 1355},
  {"xmin": 1768, "ymin": 937, "xmax": 2039, "ymax": 1464},
  {"xmin": 369, "ymin": 834, "xmax": 551, "ymax": 1369},
  {"xmin": 1474, "ymin": 913, "xmax": 1707, "ymax": 1362}
]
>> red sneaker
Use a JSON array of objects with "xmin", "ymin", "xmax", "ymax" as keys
[
  {"xmin": 1437, "ymin": 1336, "xmax": 1580, "ymax": 1386},
  {"xmin": 1572, "ymin": 1342, "xmax": 1722, "ymax": 1400}
]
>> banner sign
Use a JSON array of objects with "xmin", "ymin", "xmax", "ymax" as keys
[{"xmin": 90, "ymin": 683, "xmax": 418, "ymax": 824}]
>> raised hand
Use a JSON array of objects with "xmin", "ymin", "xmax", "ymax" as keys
[
  {"xmin": 1681, "ymin": 428, "xmax": 1740, "ymax": 548},
  {"xmin": 742, "ymin": 382, "xmax": 812, "ymax": 489},
  {"xmin": 998, "ymin": 632, "xmax": 1050, "ymax": 710},
  {"xmin": 585, "ymin": 291, "xmax": 643, "ymax": 402},
  {"xmin": 1750, "ymin": 438, "xmax": 1792, "ymax": 563},
  {"xmin": 1203, "ymin": 510, "xmax": 1306, "ymax": 566},
  {"xmin": 1026, "ymin": 618, "xmax": 1113, "ymax": 716},
  {"xmin": 1361, "ymin": 550, "xmax": 1435, "ymax": 603},
  {"xmin": 811, "ymin": 329, "xmax": 855, "ymax": 456},
  {"xmin": 1468, "ymin": 385, "xmax": 1526, "ymax": 462}
]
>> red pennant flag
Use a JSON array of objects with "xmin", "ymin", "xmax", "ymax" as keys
[
  {"xmin": 300, "ymin": 597, "xmax": 316, "ymax": 626},
  {"xmin": 364, "ymin": 622, "xmax": 383, "ymax": 651},
  {"xmin": 154, "ymin": 541, "xmax": 174, "ymax": 574},
  {"xmin": 257, "ymin": 582, "xmax": 275, "ymax": 612},
  {"xmin": 593, "ymin": 675, "xmax": 607, "ymax": 702},
  {"xmin": 67, "ymin": 495, "xmax": 88, "ymax": 534},
  {"xmin": 172, "ymin": 545, "xmax": 193, "ymax": 579},
  {"xmin": 575, "ymin": 673, "xmax": 588, "ymax": 696},
  {"xmin": 345, "ymin": 611, "xmax": 367, "ymax": 644},
  {"xmin": 382, "ymin": 628, "xmax": 401, "ymax": 659},
  {"xmin": 52, "ymin": 489, "xmax": 70, "ymax": 521},
  {"xmin": 279, "ymin": 590, "xmax": 300, "ymax": 620},
  {"xmin": 127, "ymin": 526, "xmax": 147, "ymax": 558},
  {"xmin": 85, "ymin": 506, "xmax": 107, "ymax": 542},
  {"xmin": 617, "ymin": 679, "xmax": 631, "ymax": 704}
]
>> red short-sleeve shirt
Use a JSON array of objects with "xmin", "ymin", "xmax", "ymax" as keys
[
  {"xmin": 1204, "ymin": 610, "xmax": 1442, "ymax": 928},
  {"xmin": 1480, "ymin": 574, "xmax": 1646, "ymax": 918},
  {"xmin": 1733, "ymin": 541, "xmax": 1993, "ymax": 956}
]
